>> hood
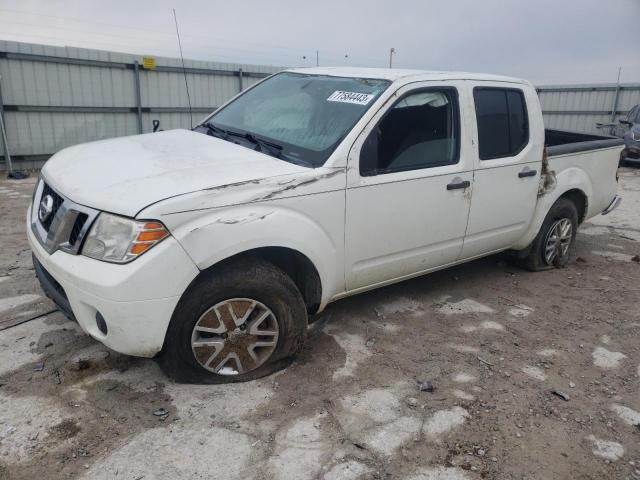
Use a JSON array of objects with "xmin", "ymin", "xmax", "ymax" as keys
[{"xmin": 42, "ymin": 129, "xmax": 308, "ymax": 217}]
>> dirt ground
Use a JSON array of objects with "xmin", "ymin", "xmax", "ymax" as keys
[{"xmin": 0, "ymin": 169, "xmax": 639, "ymax": 480}]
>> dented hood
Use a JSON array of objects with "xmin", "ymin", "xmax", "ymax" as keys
[{"xmin": 41, "ymin": 129, "xmax": 308, "ymax": 217}]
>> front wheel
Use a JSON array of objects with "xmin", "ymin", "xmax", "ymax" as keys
[
  {"xmin": 518, "ymin": 197, "xmax": 578, "ymax": 271},
  {"xmin": 159, "ymin": 258, "xmax": 308, "ymax": 383}
]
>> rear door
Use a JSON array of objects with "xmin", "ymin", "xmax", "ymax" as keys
[
  {"xmin": 344, "ymin": 81, "xmax": 474, "ymax": 291},
  {"xmin": 460, "ymin": 83, "xmax": 543, "ymax": 259}
]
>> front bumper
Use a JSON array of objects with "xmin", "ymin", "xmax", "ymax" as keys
[{"xmin": 27, "ymin": 206, "xmax": 200, "ymax": 357}]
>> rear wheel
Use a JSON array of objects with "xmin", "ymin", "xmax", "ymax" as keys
[
  {"xmin": 518, "ymin": 197, "xmax": 578, "ymax": 271},
  {"xmin": 159, "ymin": 258, "xmax": 307, "ymax": 383}
]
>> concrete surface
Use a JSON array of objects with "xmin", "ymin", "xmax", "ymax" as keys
[{"xmin": 0, "ymin": 169, "xmax": 639, "ymax": 480}]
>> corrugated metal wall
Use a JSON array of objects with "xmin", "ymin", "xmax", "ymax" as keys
[
  {"xmin": 538, "ymin": 83, "xmax": 640, "ymax": 135},
  {"xmin": 0, "ymin": 40, "xmax": 282, "ymax": 169},
  {"xmin": 1, "ymin": 40, "xmax": 639, "ymax": 170}
]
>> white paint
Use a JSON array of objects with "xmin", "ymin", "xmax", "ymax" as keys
[
  {"xmin": 337, "ymin": 385, "xmax": 423, "ymax": 457},
  {"xmin": 610, "ymin": 404, "xmax": 640, "ymax": 426},
  {"xmin": 365, "ymin": 416, "xmax": 422, "ymax": 456},
  {"xmin": 340, "ymin": 389, "xmax": 401, "ymax": 424},
  {"xmin": 585, "ymin": 435, "xmax": 624, "ymax": 461},
  {"xmin": 42, "ymin": 129, "xmax": 309, "ymax": 218},
  {"xmin": 509, "ymin": 304, "xmax": 534, "ymax": 318},
  {"xmin": 269, "ymin": 413, "xmax": 328, "ymax": 480},
  {"xmin": 600, "ymin": 335, "xmax": 611, "ymax": 345},
  {"xmin": 377, "ymin": 296, "xmax": 421, "ymax": 315},
  {"xmin": 521, "ymin": 365, "xmax": 546, "ymax": 381},
  {"xmin": 436, "ymin": 298, "xmax": 494, "ymax": 315},
  {"xmin": 452, "ymin": 389, "xmax": 475, "ymax": 401},
  {"xmin": 592, "ymin": 346, "xmax": 627, "ymax": 369},
  {"xmin": 0, "ymin": 315, "xmax": 74, "ymax": 377},
  {"xmin": 580, "ymin": 226, "xmax": 611, "ymax": 236},
  {"xmin": 325, "ymin": 330, "xmax": 371, "ymax": 380},
  {"xmin": 87, "ymin": 425, "xmax": 253, "ymax": 479},
  {"xmin": 166, "ymin": 379, "xmax": 274, "ymax": 422},
  {"xmin": 461, "ymin": 321, "xmax": 503, "ymax": 332},
  {"xmin": 0, "ymin": 276, "xmax": 10, "ymax": 283},
  {"xmin": 448, "ymin": 344, "xmax": 480, "ymax": 354},
  {"xmin": 423, "ymin": 407, "xmax": 469, "ymax": 436},
  {"xmin": 452, "ymin": 373, "xmax": 476, "ymax": 383},
  {"xmin": 537, "ymin": 348, "xmax": 557, "ymax": 357},
  {"xmin": 480, "ymin": 320, "xmax": 504, "ymax": 331},
  {"xmin": 408, "ymin": 467, "xmax": 470, "ymax": 480},
  {"xmin": 592, "ymin": 250, "xmax": 635, "ymax": 262},
  {"xmin": 0, "ymin": 393, "xmax": 67, "ymax": 462},
  {"xmin": 0, "ymin": 294, "xmax": 42, "ymax": 313},
  {"xmin": 324, "ymin": 461, "xmax": 371, "ymax": 480}
]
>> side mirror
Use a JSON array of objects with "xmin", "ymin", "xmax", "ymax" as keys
[{"xmin": 619, "ymin": 119, "xmax": 632, "ymax": 126}]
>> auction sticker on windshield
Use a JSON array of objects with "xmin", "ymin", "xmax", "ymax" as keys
[{"xmin": 327, "ymin": 91, "xmax": 375, "ymax": 105}]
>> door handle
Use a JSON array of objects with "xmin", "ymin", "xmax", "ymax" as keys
[
  {"xmin": 518, "ymin": 169, "xmax": 537, "ymax": 178},
  {"xmin": 446, "ymin": 180, "xmax": 470, "ymax": 190}
]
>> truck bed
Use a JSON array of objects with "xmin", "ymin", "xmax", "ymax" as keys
[
  {"xmin": 543, "ymin": 129, "xmax": 623, "ymax": 222},
  {"xmin": 545, "ymin": 129, "xmax": 624, "ymax": 157}
]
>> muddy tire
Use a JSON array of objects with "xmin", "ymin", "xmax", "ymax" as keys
[
  {"xmin": 518, "ymin": 197, "xmax": 578, "ymax": 272},
  {"xmin": 159, "ymin": 258, "xmax": 307, "ymax": 383}
]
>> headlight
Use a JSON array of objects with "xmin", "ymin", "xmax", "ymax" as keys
[{"xmin": 82, "ymin": 213, "xmax": 169, "ymax": 263}]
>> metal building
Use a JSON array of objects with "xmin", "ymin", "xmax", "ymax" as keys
[
  {"xmin": 0, "ymin": 40, "xmax": 282, "ymax": 169},
  {"xmin": 1, "ymin": 40, "xmax": 639, "ymax": 170},
  {"xmin": 538, "ymin": 83, "xmax": 640, "ymax": 135}
]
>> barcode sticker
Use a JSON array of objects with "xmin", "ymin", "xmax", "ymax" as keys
[{"xmin": 327, "ymin": 91, "xmax": 375, "ymax": 105}]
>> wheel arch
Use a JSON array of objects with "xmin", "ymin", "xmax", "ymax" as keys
[
  {"xmin": 201, "ymin": 246, "xmax": 323, "ymax": 314},
  {"xmin": 559, "ymin": 188, "xmax": 588, "ymax": 224},
  {"xmin": 511, "ymin": 187, "xmax": 589, "ymax": 251}
]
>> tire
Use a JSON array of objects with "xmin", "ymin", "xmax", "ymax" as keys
[
  {"xmin": 159, "ymin": 257, "xmax": 308, "ymax": 383},
  {"xmin": 518, "ymin": 197, "xmax": 579, "ymax": 272}
]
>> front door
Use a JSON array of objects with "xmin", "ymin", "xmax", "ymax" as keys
[{"xmin": 345, "ymin": 83, "xmax": 474, "ymax": 291}]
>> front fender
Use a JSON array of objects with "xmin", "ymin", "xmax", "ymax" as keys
[
  {"xmin": 511, "ymin": 166, "xmax": 592, "ymax": 250},
  {"xmin": 166, "ymin": 202, "xmax": 343, "ymax": 307}
]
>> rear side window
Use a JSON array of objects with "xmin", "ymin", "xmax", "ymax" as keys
[{"xmin": 474, "ymin": 87, "xmax": 529, "ymax": 160}]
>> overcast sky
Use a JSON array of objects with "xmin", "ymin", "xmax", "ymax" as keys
[{"xmin": 0, "ymin": 0, "xmax": 638, "ymax": 85}]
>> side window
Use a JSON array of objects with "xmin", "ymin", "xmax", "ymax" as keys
[
  {"xmin": 624, "ymin": 106, "xmax": 636, "ymax": 122},
  {"xmin": 631, "ymin": 106, "xmax": 640, "ymax": 123},
  {"xmin": 474, "ymin": 87, "xmax": 529, "ymax": 160},
  {"xmin": 360, "ymin": 88, "xmax": 459, "ymax": 176}
]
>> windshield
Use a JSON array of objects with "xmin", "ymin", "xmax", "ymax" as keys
[{"xmin": 203, "ymin": 72, "xmax": 390, "ymax": 167}]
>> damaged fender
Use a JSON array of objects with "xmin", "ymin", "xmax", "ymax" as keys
[
  {"xmin": 170, "ymin": 204, "xmax": 341, "ymax": 308},
  {"xmin": 511, "ymin": 165, "xmax": 592, "ymax": 251}
]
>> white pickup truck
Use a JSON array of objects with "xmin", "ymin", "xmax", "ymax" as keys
[{"xmin": 28, "ymin": 67, "xmax": 623, "ymax": 383}]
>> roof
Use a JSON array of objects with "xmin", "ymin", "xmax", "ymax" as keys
[{"xmin": 284, "ymin": 66, "xmax": 528, "ymax": 85}]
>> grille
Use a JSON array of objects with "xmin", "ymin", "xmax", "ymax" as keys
[
  {"xmin": 39, "ymin": 183, "xmax": 64, "ymax": 231},
  {"xmin": 69, "ymin": 213, "xmax": 89, "ymax": 247},
  {"xmin": 31, "ymin": 179, "xmax": 99, "ymax": 256}
]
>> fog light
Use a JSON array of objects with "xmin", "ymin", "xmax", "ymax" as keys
[{"xmin": 95, "ymin": 311, "xmax": 108, "ymax": 335}]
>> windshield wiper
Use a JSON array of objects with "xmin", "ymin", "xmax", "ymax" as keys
[
  {"xmin": 226, "ymin": 130, "xmax": 284, "ymax": 159},
  {"xmin": 200, "ymin": 124, "xmax": 312, "ymax": 167},
  {"xmin": 198, "ymin": 122, "xmax": 230, "ymax": 140}
]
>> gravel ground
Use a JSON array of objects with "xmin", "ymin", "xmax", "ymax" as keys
[{"xmin": 0, "ymin": 168, "xmax": 639, "ymax": 480}]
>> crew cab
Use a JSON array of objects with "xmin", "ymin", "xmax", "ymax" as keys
[{"xmin": 27, "ymin": 68, "xmax": 623, "ymax": 383}]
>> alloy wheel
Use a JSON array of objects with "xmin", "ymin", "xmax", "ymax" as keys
[
  {"xmin": 544, "ymin": 218, "xmax": 573, "ymax": 265},
  {"xmin": 191, "ymin": 298, "xmax": 279, "ymax": 375}
]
